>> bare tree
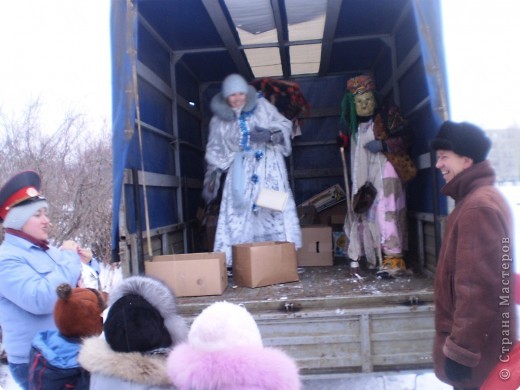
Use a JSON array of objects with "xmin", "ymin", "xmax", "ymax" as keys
[{"xmin": 0, "ymin": 100, "xmax": 112, "ymax": 261}]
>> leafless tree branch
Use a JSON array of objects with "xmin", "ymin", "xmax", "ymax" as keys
[{"xmin": 0, "ymin": 100, "xmax": 112, "ymax": 262}]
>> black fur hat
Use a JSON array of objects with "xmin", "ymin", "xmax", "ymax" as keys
[
  {"xmin": 430, "ymin": 121, "xmax": 491, "ymax": 163},
  {"xmin": 103, "ymin": 276, "xmax": 188, "ymax": 353}
]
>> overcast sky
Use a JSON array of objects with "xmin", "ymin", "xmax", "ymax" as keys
[
  {"xmin": 0, "ymin": 1, "xmax": 519, "ymax": 133},
  {"xmin": 0, "ymin": 1, "xmax": 111, "ymax": 131},
  {"xmin": 441, "ymin": 0, "xmax": 520, "ymax": 129}
]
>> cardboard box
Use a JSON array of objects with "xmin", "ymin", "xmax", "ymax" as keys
[
  {"xmin": 297, "ymin": 226, "xmax": 333, "ymax": 266},
  {"xmin": 330, "ymin": 214, "xmax": 346, "ymax": 227},
  {"xmin": 145, "ymin": 252, "xmax": 227, "ymax": 297},
  {"xmin": 232, "ymin": 241, "xmax": 299, "ymax": 288},
  {"xmin": 318, "ymin": 202, "xmax": 347, "ymax": 226}
]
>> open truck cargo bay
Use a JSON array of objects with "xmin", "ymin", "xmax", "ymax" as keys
[{"xmin": 110, "ymin": 0, "xmax": 448, "ymax": 376}]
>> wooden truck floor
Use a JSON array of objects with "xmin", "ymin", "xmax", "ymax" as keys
[{"xmin": 177, "ymin": 258, "xmax": 434, "ymax": 311}]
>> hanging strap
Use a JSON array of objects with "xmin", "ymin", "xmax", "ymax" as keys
[{"xmin": 130, "ymin": 46, "xmax": 153, "ymax": 258}]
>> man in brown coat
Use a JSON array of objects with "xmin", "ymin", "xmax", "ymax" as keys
[{"xmin": 431, "ymin": 121, "xmax": 517, "ymax": 389}]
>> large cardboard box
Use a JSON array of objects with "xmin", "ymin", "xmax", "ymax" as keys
[
  {"xmin": 232, "ymin": 241, "xmax": 299, "ymax": 288},
  {"xmin": 297, "ymin": 226, "xmax": 333, "ymax": 266},
  {"xmin": 145, "ymin": 252, "xmax": 227, "ymax": 297}
]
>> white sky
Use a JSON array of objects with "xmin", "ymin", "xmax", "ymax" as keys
[
  {"xmin": 0, "ymin": 1, "xmax": 519, "ymax": 133},
  {"xmin": 0, "ymin": 1, "xmax": 111, "ymax": 132},
  {"xmin": 441, "ymin": 0, "xmax": 520, "ymax": 129}
]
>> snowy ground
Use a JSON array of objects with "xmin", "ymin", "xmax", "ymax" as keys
[
  {"xmin": 0, "ymin": 363, "xmax": 452, "ymax": 390},
  {"xmin": 0, "ymin": 364, "xmax": 19, "ymax": 390},
  {"xmin": 300, "ymin": 370, "xmax": 452, "ymax": 389}
]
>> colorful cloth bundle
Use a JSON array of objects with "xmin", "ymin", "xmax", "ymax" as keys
[{"xmin": 251, "ymin": 78, "xmax": 311, "ymax": 135}]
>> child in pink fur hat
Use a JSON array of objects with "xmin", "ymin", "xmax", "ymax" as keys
[{"xmin": 166, "ymin": 301, "xmax": 301, "ymax": 389}]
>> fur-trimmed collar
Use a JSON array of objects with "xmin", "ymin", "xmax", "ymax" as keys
[
  {"xmin": 210, "ymin": 85, "xmax": 258, "ymax": 122},
  {"xmin": 441, "ymin": 160, "xmax": 495, "ymax": 202},
  {"xmin": 78, "ymin": 337, "xmax": 172, "ymax": 386}
]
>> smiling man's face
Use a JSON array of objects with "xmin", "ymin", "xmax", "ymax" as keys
[{"xmin": 435, "ymin": 149, "xmax": 473, "ymax": 183}]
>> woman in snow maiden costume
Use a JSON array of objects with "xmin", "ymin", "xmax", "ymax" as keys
[
  {"xmin": 340, "ymin": 75, "xmax": 416, "ymax": 275},
  {"xmin": 0, "ymin": 170, "xmax": 82, "ymax": 389},
  {"xmin": 78, "ymin": 276, "xmax": 188, "ymax": 389},
  {"xmin": 167, "ymin": 301, "xmax": 301, "ymax": 389},
  {"xmin": 202, "ymin": 73, "xmax": 301, "ymax": 266}
]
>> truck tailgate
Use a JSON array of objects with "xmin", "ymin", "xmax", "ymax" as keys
[{"xmin": 177, "ymin": 262, "xmax": 435, "ymax": 374}]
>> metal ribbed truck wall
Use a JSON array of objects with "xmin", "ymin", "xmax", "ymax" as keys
[{"xmin": 110, "ymin": 0, "xmax": 448, "ymax": 375}]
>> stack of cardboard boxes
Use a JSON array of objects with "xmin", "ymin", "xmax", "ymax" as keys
[{"xmin": 297, "ymin": 184, "xmax": 348, "ymax": 266}]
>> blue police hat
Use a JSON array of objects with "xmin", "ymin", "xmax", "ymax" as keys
[{"xmin": 0, "ymin": 171, "xmax": 45, "ymax": 222}]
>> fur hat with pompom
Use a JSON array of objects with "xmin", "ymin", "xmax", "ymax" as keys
[
  {"xmin": 54, "ymin": 283, "xmax": 106, "ymax": 338},
  {"xmin": 188, "ymin": 301, "xmax": 263, "ymax": 351},
  {"xmin": 103, "ymin": 276, "xmax": 188, "ymax": 353}
]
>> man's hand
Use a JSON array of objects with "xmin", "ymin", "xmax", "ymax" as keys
[{"xmin": 445, "ymin": 357, "xmax": 472, "ymax": 382}]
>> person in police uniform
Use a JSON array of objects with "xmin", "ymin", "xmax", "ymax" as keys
[{"xmin": 0, "ymin": 171, "xmax": 82, "ymax": 389}]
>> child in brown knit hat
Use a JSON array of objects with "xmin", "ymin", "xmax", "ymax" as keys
[{"xmin": 28, "ymin": 283, "xmax": 106, "ymax": 390}]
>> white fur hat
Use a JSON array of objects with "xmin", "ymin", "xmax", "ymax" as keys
[
  {"xmin": 188, "ymin": 301, "xmax": 263, "ymax": 351},
  {"xmin": 3, "ymin": 199, "xmax": 49, "ymax": 230},
  {"xmin": 222, "ymin": 74, "xmax": 248, "ymax": 98}
]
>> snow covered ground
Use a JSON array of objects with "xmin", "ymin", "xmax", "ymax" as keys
[
  {"xmin": 0, "ymin": 364, "xmax": 20, "ymax": 390},
  {"xmin": 300, "ymin": 370, "xmax": 452, "ymax": 389},
  {"xmin": 0, "ymin": 363, "xmax": 452, "ymax": 389}
]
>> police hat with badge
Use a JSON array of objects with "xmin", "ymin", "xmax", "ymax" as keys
[{"xmin": 0, "ymin": 171, "xmax": 49, "ymax": 230}]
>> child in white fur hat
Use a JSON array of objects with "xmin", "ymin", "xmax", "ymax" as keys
[{"xmin": 167, "ymin": 301, "xmax": 301, "ymax": 389}]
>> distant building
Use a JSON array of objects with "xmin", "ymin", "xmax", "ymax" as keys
[{"xmin": 486, "ymin": 127, "xmax": 520, "ymax": 183}]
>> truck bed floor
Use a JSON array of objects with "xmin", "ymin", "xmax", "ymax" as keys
[{"xmin": 177, "ymin": 259, "xmax": 434, "ymax": 314}]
